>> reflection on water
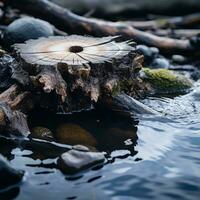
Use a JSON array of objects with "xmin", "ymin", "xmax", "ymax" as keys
[{"xmin": 1, "ymin": 83, "xmax": 200, "ymax": 199}]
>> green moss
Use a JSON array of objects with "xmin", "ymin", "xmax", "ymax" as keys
[
  {"xmin": 109, "ymin": 79, "xmax": 134, "ymax": 97},
  {"xmin": 110, "ymin": 84, "xmax": 121, "ymax": 97},
  {"xmin": 119, "ymin": 79, "xmax": 134, "ymax": 93},
  {"xmin": 142, "ymin": 68, "xmax": 192, "ymax": 94}
]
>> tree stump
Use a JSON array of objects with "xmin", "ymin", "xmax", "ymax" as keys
[
  {"xmin": 13, "ymin": 35, "xmax": 145, "ymax": 113},
  {"xmin": 0, "ymin": 35, "xmax": 147, "ymax": 136}
]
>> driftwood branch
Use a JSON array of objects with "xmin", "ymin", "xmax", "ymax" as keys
[
  {"xmin": 7, "ymin": 0, "xmax": 196, "ymax": 53},
  {"xmin": 151, "ymin": 29, "xmax": 200, "ymax": 39},
  {"xmin": 124, "ymin": 13, "xmax": 200, "ymax": 31},
  {"xmin": 0, "ymin": 84, "xmax": 33, "ymax": 136}
]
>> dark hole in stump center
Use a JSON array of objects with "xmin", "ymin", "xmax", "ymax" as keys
[{"xmin": 69, "ymin": 46, "xmax": 84, "ymax": 53}]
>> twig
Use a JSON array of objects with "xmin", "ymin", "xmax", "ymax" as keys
[{"xmin": 124, "ymin": 13, "xmax": 200, "ymax": 30}]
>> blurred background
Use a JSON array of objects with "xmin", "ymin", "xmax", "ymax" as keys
[{"xmin": 50, "ymin": 0, "xmax": 200, "ymax": 19}]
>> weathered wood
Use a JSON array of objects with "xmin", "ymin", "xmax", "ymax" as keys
[
  {"xmin": 152, "ymin": 29, "xmax": 200, "ymax": 39},
  {"xmin": 7, "ymin": 0, "xmax": 196, "ymax": 53},
  {"xmin": 0, "ymin": 85, "xmax": 33, "ymax": 136},
  {"xmin": 33, "ymin": 66, "xmax": 67, "ymax": 103},
  {"xmin": 0, "ymin": 84, "xmax": 33, "ymax": 112},
  {"xmin": 0, "ymin": 54, "xmax": 31, "ymax": 91},
  {"xmin": 0, "ymin": 102, "xmax": 30, "ymax": 136},
  {"xmin": 124, "ymin": 13, "xmax": 200, "ymax": 31},
  {"xmin": 12, "ymin": 35, "xmax": 145, "ymax": 114}
]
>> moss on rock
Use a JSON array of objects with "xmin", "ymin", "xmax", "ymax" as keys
[
  {"xmin": 31, "ymin": 126, "xmax": 54, "ymax": 141},
  {"xmin": 141, "ymin": 68, "xmax": 193, "ymax": 94}
]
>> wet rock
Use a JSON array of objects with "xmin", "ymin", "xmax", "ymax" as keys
[
  {"xmin": 0, "ymin": 154, "xmax": 24, "ymax": 189},
  {"xmin": 0, "ymin": 53, "xmax": 28, "ymax": 90},
  {"xmin": 136, "ymin": 45, "xmax": 159, "ymax": 62},
  {"xmin": 58, "ymin": 145, "xmax": 105, "ymax": 174},
  {"xmin": 191, "ymin": 69, "xmax": 200, "ymax": 81},
  {"xmin": 140, "ymin": 68, "xmax": 193, "ymax": 94},
  {"xmin": 56, "ymin": 123, "xmax": 97, "ymax": 147},
  {"xmin": 0, "ymin": 187, "xmax": 20, "ymax": 200},
  {"xmin": 0, "ymin": 54, "xmax": 15, "ymax": 92},
  {"xmin": 151, "ymin": 58, "xmax": 170, "ymax": 69},
  {"xmin": 30, "ymin": 126, "xmax": 54, "ymax": 141},
  {"xmin": 72, "ymin": 145, "xmax": 90, "ymax": 152},
  {"xmin": 3, "ymin": 17, "xmax": 54, "ymax": 47},
  {"xmin": 169, "ymin": 64, "xmax": 195, "ymax": 71},
  {"xmin": 149, "ymin": 47, "xmax": 159, "ymax": 57},
  {"xmin": 136, "ymin": 45, "xmax": 152, "ymax": 60},
  {"xmin": 172, "ymin": 55, "xmax": 186, "ymax": 64}
]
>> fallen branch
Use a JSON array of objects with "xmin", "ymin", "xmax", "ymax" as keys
[
  {"xmin": 0, "ymin": 84, "xmax": 33, "ymax": 136},
  {"xmin": 124, "ymin": 13, "xmax": 200, "ymax": 30},
  {"xmin": 151, "ymin": 29, "xmax": 200, "ymax": 39}
]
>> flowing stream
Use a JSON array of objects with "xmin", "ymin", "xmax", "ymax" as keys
[{"xmin": 1, "ymin": 82, "xmax": 200, "ymax": 200}]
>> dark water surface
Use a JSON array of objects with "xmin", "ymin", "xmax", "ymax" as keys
[{"xmin": 1, "ymin": 82, "xmax": 200, "ymax": 200}]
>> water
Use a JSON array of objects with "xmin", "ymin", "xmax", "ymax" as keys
[{"xmin": 1, "ymin": 83, "xmax": 200, "ymax": 200}]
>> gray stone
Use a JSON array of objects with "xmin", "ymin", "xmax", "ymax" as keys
[
  {"xmin": 58, "ymin": 146, "xmax": 105, "ymax": 174},
  {"xmin": 172, "ymin": 55, "xmax": 186, "ymax": 64},
  {"xmin": 72, "ymin": 145, "xmax": 90, "ymax": 152},
  {"xmin": 4, "ymin": 17, "xmax": 54, "ymax": 46},
  {"xmin": 149, "ymin": 47, "xmax": 159, "ymax": 56},
  {"xmin": 151, "ymin": 58, "xmax": 170, "ymax": 69},
  {"xmin": 136, "ymin": 45, "xmax": 152, "ymax": 59}
]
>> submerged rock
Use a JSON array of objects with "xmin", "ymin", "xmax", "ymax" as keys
[
  {"xmin": 140, "ymin": 68, "xmax": 193, "ymax": 94},
  {"xmin": 107, "ymin": 127, "xmax": 137, "ymax": 143},
  {"xmin": 3, "ymin": 17, "xmax": 54, "ymax": 47},
  {"xmin": 30, "ymin": 126, "xmax": 54, "ymax": 141},
  {"xmin": 58, "ymin": 145, "xmax": 105, "ymax": 174},
  {"xmin": 0, "ymin": 154, "xmax": 24, "ymax": 189},
  {"xmin": 56, "ymin": 123, "xmax": 97, "ymax": 147},
  {"xmin": 99, "ymin": 127, "xmax": 138, "ymax": 151}
]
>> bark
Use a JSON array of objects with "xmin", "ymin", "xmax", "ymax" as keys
[
  {"xmin": 124, "ymin": 13, "xmax": 200, "ymax": 31},
  {"xmin": 0, "ymin": 84, "xmax": 33, "ymax": 136},
  {"xmin": 32, "ymin": 65, "xmax": 67, "ymax": 103},
  {"xmin": 18, "ymin": 51, "xmax": 145, "ymax": 113},
  {"xmin": 152, "ymin": 29, "xmax": 200, "ymax": 39}
]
